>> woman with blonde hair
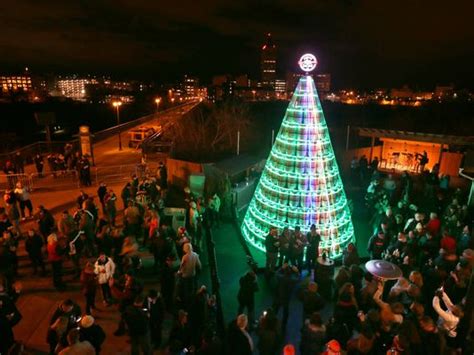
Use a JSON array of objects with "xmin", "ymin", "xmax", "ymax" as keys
[{"xmin": 47, "ymin": 230, "xmax": 65, "ymax": 290}]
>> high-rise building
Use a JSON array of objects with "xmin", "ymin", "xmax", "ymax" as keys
[
  {"xmin": 183, "ymin": 75, "xmax": 199, "ymax": 99},
  {"xmin": 315, "ymin": 74, "xmax": 331, "ymax": 94},
  {"xmin": 261, "ymin": 33, "xmax": 277, "ymax": 88}
]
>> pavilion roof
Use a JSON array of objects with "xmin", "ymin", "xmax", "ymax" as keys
[{"xmin": 357, "ymin": 127, "xmax": 474, "ymax": 146}]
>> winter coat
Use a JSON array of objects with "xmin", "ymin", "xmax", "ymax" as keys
[
  {"xmin": 80, "ymin": 324, "xmax": 106, "ymax": 353},
  {"xmin": 94, "ymin": 257, "xmax": 115, "ymax": 284},
  {"xmin": 300, "ymin": 324, "xmax": 326, "ymax": 355}
]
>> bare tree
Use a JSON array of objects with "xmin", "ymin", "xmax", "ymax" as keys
[{"xmin": 166, "ymin": 101, "xmax": 252, "ymax": 161}]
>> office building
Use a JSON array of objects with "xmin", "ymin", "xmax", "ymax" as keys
[
  {"xmin": 261, "ymin": 33, "xmax": 277, "ymax": 88},
  {"xmin": 183, "ymin": 75, "xmax": 199, "ymax": 99}
]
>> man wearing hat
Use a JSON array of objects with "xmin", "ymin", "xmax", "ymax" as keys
[{"xmin": 79, "ymin": 315, "xmax": 106, "ymax": 354}]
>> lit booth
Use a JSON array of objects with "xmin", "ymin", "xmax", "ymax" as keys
[{"xmin": 356, "ymin": 128, "xmax": 473, "ymax": 176}]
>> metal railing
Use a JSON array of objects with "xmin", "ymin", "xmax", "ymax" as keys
[
  {"xmin": 92, "ymin": 101, "xmax": 199, "ymax": 144},
  {"xmin": 0, "ymin": 162, "xmax": 160, "ymax": 192},
  {"xmin": 0, "ymin": 140, "xmax": 80, "ymax": 165},
  {"xmin": 0, "ymin": 101, "xmax": 198, "ymax": 166}
]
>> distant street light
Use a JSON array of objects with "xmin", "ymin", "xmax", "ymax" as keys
[
  {"xmin": 112, "ymin": 101, "xmax": 123, "ymax": 151},
  {"xmin": 154, "ymin": 97, "xmax": 161, "ymax": 112},
  {"xmin": 252, "ymin": 90, "xmax": 256, "ymax": 101},
  {"xmin": 171, "ymin": 98, "xmax": 175, "ymax": 104}
]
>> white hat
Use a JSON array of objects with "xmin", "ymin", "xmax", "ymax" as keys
[{"xmin": 80, "ymin": 315, "xmax": 95, "ymax": 328}]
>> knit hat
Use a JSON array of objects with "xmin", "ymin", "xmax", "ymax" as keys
[
  {"xmin": 326, "ymin": 339, "xmax": 341, "ymax": 353},
  {"xmin": 80, "ymin": 315, "xmax": 94, "ymax": 328},
  {"xmin": 283, "ymin": 344, "xmax": 295, "ymax": 355}
]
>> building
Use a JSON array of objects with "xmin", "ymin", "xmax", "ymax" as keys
[
  {"xmin": 261, "ymin": 33, "xmax": 277, "ymax": 88},
  {"xmin": 1, "ymin": 74, "xmax": 32, "ymax": 93},
  {"xmin": 56, "ymin": 76, "xmax": 97, "ymax": 101},
  {"xmin": 286, "ymin": 72, "xmax": 302, "ymax": 94},
  {"xmin": 212, "ymin": 74, "xmax": 230, "ymax": 87},
  {"xmin": 315, "ymin": 73, "xmax": 331, "ymax": 94},
  {"xmin": 274, "ymin": 79, "xmax": 287, "ymax": 100},
  {"xmin": 434, "ymin": 84, "xmax": 455, "ymax": 99},
  {"xmin": 183, "ymin": 75, "xmax": 199, "ymax": 99},
  {"xmin": 390, "ymin": 85, "xmax": 414, "ymax": 99},
  {"xmin": 274, "ymin": 79, "xmax": 286, "ymax": 93},
  {"xmin": 235, "ymin": 74, "xmax": 249, "ymax": 88}
]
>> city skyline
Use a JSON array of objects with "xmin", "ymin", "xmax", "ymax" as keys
[{"xmin": 1, "ymin": 1, "xmax": 474, "ymax": 89}]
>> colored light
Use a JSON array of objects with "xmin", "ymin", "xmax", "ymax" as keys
[
  {"xmin": 298, "ymin": 53, "xmax": 317, "ymax": 72},
  {"xmin": 241, "ymin": 74, "xmax": 355, "ymax": 258}
]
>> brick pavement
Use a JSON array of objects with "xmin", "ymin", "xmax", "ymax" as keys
[{"xmin": 9, "ymin": 103, "xmax": 200, "ymax": 354}]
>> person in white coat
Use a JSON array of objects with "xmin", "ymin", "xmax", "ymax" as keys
[{"xmin": 94, "ymin": 252, "xmax": 115, "ymax": 305}]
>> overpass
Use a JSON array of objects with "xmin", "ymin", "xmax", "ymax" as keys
[{"xmin": 0, "ymin": 101, "xmax": 201, "ymax": 192}]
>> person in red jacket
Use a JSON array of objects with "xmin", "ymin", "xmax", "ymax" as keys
[
  {"xmin": 47, "ymin": 231, "xmax": 66, "ymax": 290},
  {"xmin": 440, "ymin": 229, "xmax": 457, "ymax": 255},
  {"xmin": 425, "ymin": 212, "xmax": 441, "ymax": 237}
]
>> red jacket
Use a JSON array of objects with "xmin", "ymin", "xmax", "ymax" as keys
[{"xmin": 426, "ymin": 218, "xmax": 441, "ymax": 236}]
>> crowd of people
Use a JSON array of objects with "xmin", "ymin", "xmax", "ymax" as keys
[
  {"xmin": 253, "ymin": 161, "xmax": 474, "ymax": 354},
  {"xmin": 3, "ymin": 143, "xmax": 93, "ymax": 190},
  {"xmin": 1, "ymin": 142, "xmax": 474, "ymax": 355},
  {"xmin": 0, "ymin": 158, "xmax": 229, "ymax": 355}
]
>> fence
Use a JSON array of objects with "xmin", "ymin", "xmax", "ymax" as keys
[
  {"xmin": 0, "ymin": 140, "xmax": 80, "ymax": 166},
  {"xmin": 0, "ymin": 162, "xmax": 160, "ymax": 192}
]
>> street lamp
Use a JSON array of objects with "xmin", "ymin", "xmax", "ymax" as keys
[
  {"xmin": 171, "ymin": 97, "xmax": 175, "ymax": 104},
  {"xmin": 154, "ymin": 97, "xmax": 161, "ymax": 112},
  {"xmin": 252, "ymin": 90, "xmax": 256, "ymax": 101},
  {"xmin": 112, "ymin": 101, "xmax": 123, "ymax": 151}
]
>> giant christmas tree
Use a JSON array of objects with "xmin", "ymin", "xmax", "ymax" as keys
[{"xmin": 241, "ymin": 54, "xmax": 354, "ymax": 258}]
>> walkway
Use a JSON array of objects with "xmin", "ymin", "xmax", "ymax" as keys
[{"xmin": 9, "ymin": 102, "xmax": 201, "ymax": 354}]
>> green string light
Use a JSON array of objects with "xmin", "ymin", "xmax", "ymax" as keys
[{"xmin": 241, "ymin": 74, "xmax": 355, "ymax": 258}]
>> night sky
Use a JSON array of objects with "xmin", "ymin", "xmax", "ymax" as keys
[{"xmin": 1, "ymin": 0, "xmax": 473, "ymax": 88}]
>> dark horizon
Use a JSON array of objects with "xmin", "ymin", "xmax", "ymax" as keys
[{"xmin": 1, "ymin": 1, "xmax": 474, "ymax": 89}]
